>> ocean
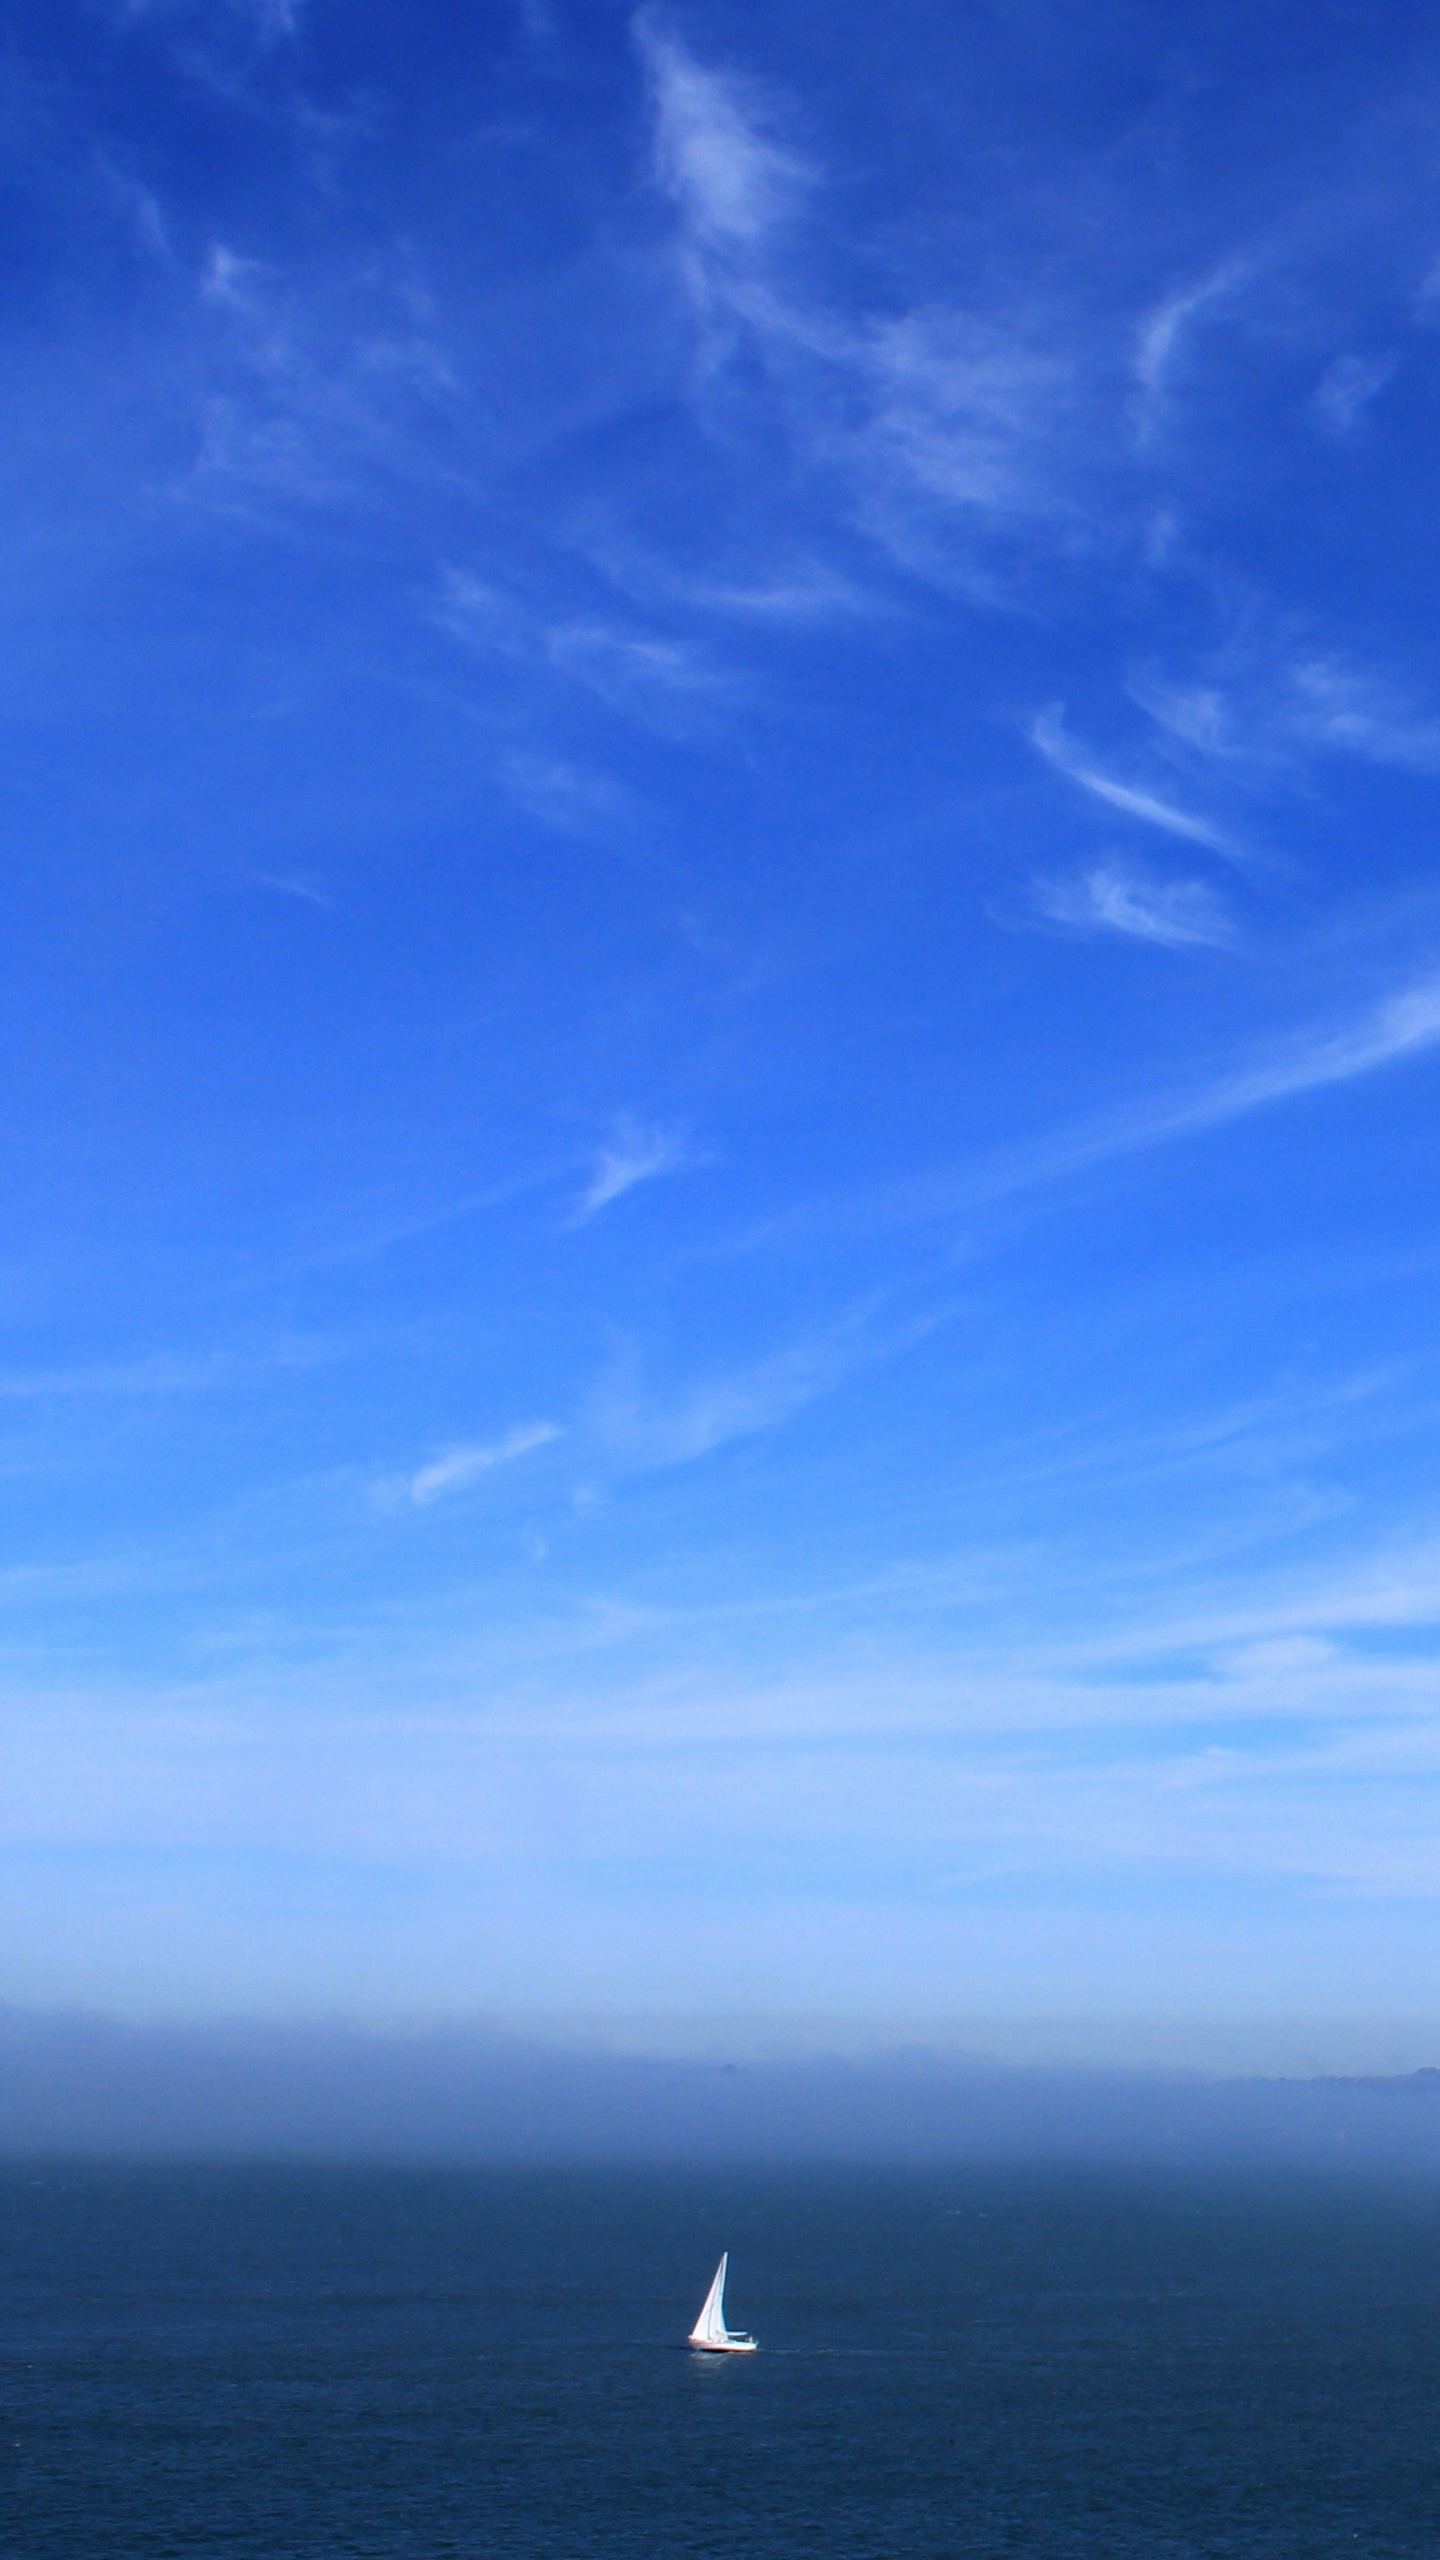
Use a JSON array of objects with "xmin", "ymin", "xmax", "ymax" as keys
[{"xmin": 3, "ymin": 2161, "xmax": 1439, "ymax": 2555}]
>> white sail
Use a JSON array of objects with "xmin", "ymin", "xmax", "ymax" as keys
[
  {"xmin": 690, "ymin": 2253, "xmax": 730, "ymax": 2345},
  {"xmin": 688, "ymin": 2252, "xmax": 757, "ymax": 2352}
]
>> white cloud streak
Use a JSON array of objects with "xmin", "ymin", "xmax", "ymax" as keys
[
  {"xmin": 186, "ymin": 235, "xmax": 458, "ymax": 514},
  {"xmin": 593, "ymin": 1332, "xmax": 865, "ymax": 1471},
  {"xmin": 434, "ymin": 573, "xmax": 734, "ymax": 740},
  {"xmin": 1170, "ymin": 972, "xmax": 1440, "ymax": 1130},
  {"xmin": 252, "ymin": 870, "xmax": 334, "ymax": 907},
  {"xmin": 1021, "ymin": 972, "xmax": 1440, "ymax": 1205},
  {"xmin": 119, "ymin": 0, "xmax": 303, "ymax": 40},
  {"xmin": 0, "ymin": 1338, "xmax": 349, "ymax": 1400},
  {"xmin": 692, "ymin": 563, "xmax": 875, "ymax": 620},
  {"xmin": 573, "ymin": 1120, "xmax": 687, "ymax": 1221},
  {"xmin": 501, "ymin": 755, "xmax": 647, "ymax": 840},
  {"xmin": 849, "ymin": 966, "xmax": 1440, "ymax": 1243},
  {"xmin": 637, "ymin": 13, "xmax": 810, "ymax": 254},
  {"xmin": 546, "ymin": 622, "xmax": 732, "ymax": 733},
  {"xmin": 1133, "ymin": 651, "xmax": 1440, "ymax": 778},
  {"xmin": 407, "ymin": 1423, "xmax": 560, "ymax": 1508},
  {"xmin": 1033, "ymin": 862, "xmax": 1233, "ymax": 949},
  {"xmin": 1134, "ymin": 254, "xmax": 1258, "ymax": 403},
  {"xmin": 1032, "ymin": 708, "xmax": 1239, "ymax": 856},
  {"xmin": 1313, "ymin": 350, "xmax": 1398, "ymax": 434},
  {"xmin": 852, "ymin": 312, "xmax": 1079, "ymax": 548},
  {"xmin": 596, "ymin": 1356, "xmax": 833, "ymax": 1470},
  {"xmin": 200, "ymin": 243, "xmax": 269, "ymax": 312},
  {"xmin": 1282, "ymin": 658, "xmax": 1440, "ymax": 770},
  {"xmin": 636, "ymin": 24, "xmax": 1092, "ymax": 599}
]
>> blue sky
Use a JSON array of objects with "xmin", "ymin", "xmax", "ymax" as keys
[{"xmin": 6, "ymin": 0, "xmax": 1440, "ymax": 2062}]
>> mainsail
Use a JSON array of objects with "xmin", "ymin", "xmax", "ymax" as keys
[
  {"xmin": 689, "ymin": 2253, "xmax": 731, "ymax": 2346},
  {"xmin": 687, "ymin": 2252, "xmax": 757, "ymax": 2351}
]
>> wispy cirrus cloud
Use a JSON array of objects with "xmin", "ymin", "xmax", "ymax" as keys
[
  {"xmin": 1031, "ymin": 861, "xmax": 1234, "ymax": 950},
  {"xmin": 1280, "ymin": 657, "xmax": 1440, "ymax": 769},
  {"xmin": 1023, "ymin": 969, "xmax": 1440, "ymax": 1197},
  {"xmin": 1133, "ymin": 649, "xmax": 1440, "ymax": 777},
  {"xmin": 1031, "ymin": 708, "xmax": 1240, "ymax": 857},
  {"xmin": 637, "ymin": 24, "xmax": 1094, "ymax": 598},
  {"xmin": 848, "ymin": 964, "xmax": 1440, "ymax": 1243},
  {"xmin": 1173, "ymin": 970, "xmax": 1440, "ymax": 1130},
  {"xmin": 573, "ymin": 1119, "xmax": 688, "ymax": 1222},
  {"xmin": 637, "ymin": 11, "xmax": 810, "ymax": 257},
  {"xmin": 620, "ymin": 38, "xmax": 1440, "ymax": 647},
  {"xmin": 118, "ymin": 0, "xmax": 303, "ymax": 31},
  {"xmin": 592, "ymin": 1344, "xmax": 833, "ymax": 1470},
  {"xmin": 251, "ymin": 870, "xmax": 335, "ymax": 908},
  {"xmin": 850, "ymin": 311, "xmax": 1081, "ymax": 561},
  {"xmin": 406, "ymin": 1422, "xmax": 560, "ymax": 1508},
  {"xmin": 0, "ymin": 1336, "xmax": 351, "ymax": 1401},
  {"xmin": 431, "ymin": 569, "xmax": 527, "ymax": 655},
  {"xmin": 1134, "ymin": 253, "xmax": 1260, "ymax": 408},
  {"xmin": 199, "ymin": 242, "xmax": 270, "ymax": 313},
  {"xmin": 93, "ymin": 154, "xmax": 175, "ymax": 265},
  {"xmin": 589, "ymin": 1301, "xmax": 918, "ymax": 1470},
  {"xmin": 434, "ymin": 571, "xmax": 735, "ymax": 740},
  {"xmin": 1129, "ymin": 138, "xmax": 1440, "ymax": 458},
  {"xmin": 1312, "ymin": 349, "xmax": 1398, "ymax": 434},
  {"xmin": 578, "ymin": 527, "xmax": 881, "ymax": 627},
  {"xmin": 501, "ymin": 755, "xmax": 648, "ymax": 840},
  {"xmin": 546, "ymin": 622, "xmax": 734, "ymax": 734},
  {"xmin": 187, "ymin": 236, "xmax": 457, "ymax": 511}
]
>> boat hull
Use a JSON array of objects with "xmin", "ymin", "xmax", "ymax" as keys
[{"xmin": 689, "ymin": 2337, "xmax": 758, "ymax": 2353}]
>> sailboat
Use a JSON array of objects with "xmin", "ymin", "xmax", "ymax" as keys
[{"xmin": 688, "ymin": 2251, "xmax": 757, "ymax": 2353}]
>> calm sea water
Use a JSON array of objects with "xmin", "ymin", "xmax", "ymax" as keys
[{"xmin": 3, "ymin": 2161, "xmax": 1440, "ymax": 2555}]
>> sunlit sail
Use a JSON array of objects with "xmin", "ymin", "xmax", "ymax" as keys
[{"xmin": 687, "ymin": 2252, "xmax": 758, "ymax": 2353}]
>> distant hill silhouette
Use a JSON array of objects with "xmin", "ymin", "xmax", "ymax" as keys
[{"xmin": 2, "ymin": 2009, "xmax": 1439, "ymax": 2171}]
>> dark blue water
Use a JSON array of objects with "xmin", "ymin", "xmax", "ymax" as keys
[{"xmin": 3, "ymin": 2162, "xmax": 1440, "ymax": 2555}]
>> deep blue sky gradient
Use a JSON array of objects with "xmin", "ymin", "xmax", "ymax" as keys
[{"xmin": 5, "ymin": 0, "xmax": 1440, "ymax": 2057}]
